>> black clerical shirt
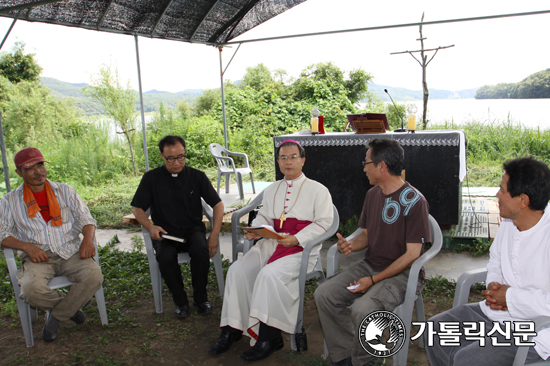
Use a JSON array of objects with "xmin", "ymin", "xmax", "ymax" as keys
[{"xmin": 131, "ymin": 165, "xmax": 221, "ymax": 237}]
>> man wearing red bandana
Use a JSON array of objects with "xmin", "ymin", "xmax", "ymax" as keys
[
  {"xmin": 0, "ymin": 147, "xmax": 102, "ymax": 343},
  {"xmin": 209, "ymin": 140, "xmax": 333, "ymax": 361}
]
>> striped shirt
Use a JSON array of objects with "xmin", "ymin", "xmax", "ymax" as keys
[{"xmin": 0, "ymin": 180, "xmax": 96, "ymax": 259}]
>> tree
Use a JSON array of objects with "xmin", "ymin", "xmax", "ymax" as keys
[
  {"xmin": 177, "ymin": 100, "xmax": 192, "ymax": 120},
  {"xmin": 273, "ymin": 68, "xmax": 290, "ymax": 85},
  {"xmin": 0, "ymin": 42, "xmax": 42, "ymax": 84},
  {"xmin": 240, "ymin": 63, "xmax": 274, "ymax": 91},
  {"xmin": 291, "ymin": 62, "xmax": 371, "ymax": 105},
  {"xmin": 84, "ymin": 64, "xmax": 138, "ymax": 174},
  {"xmin": 345, "ymin": 69, "xmax": 373, "ymax": 105},
  {"xmin": 1, "ymin": 79, "xmax": 81, "ymax": 150},
  {"xmin": 194, "ymin": 88, "xmax": 221, "ymax": 117}
]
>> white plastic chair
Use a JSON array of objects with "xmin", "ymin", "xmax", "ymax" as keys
[
  {"xmin": 4, "ymin": 237, "xmax": 108, "ymax": 347},
  {"xmin": 229, "ymin": 192, "xmax": 339, "ymax": 351},
  {"xmin": 230, "ymin": 191, "xmax": 265, "ymax": 262},
  {"xmin": 141, "ymin": 198, "xmax": 225, "ymax": 314},
  {"xmin": 453, "ymin": 268, "xmax": 550, "ymax": 366},
  {"xmin": 209, "ymin": 143, "xmax": 255, "ymax": 199},
  {"xmin": 323, "ymin": 214, "xmax": 443, "ymax": 366},
  {"xmin": 291, "ymin": 205, "xmax": 339, "ymax": 351}
]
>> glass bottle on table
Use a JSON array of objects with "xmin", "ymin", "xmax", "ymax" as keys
[
  {"xmin": 407, "ymin": 104, "xmax": 418, "ymax": 133},
  {"xmin": 310, "ymin": 107, "xmax": 320, "ymax": 135}
]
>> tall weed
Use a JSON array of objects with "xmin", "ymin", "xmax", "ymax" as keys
[{"xmin": 433, "ymin": 117, "xmax": 550, "ymax": 186}]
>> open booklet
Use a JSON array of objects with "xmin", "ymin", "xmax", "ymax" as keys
[{"xmin": 239, "ymin": 224, "xmax": 285, "ymax": 240}]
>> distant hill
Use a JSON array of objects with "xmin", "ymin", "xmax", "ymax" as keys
[
  {"xmin": 475, "ymin": 68, "xmax": 550, "ymax": 99},
  {"xmin": 41, "ymin": 77, "xmax": 478, "ymax": 116},
  {"xmin": 368, "ymin": 83, "xmax": 478, "ymax": 102},
  {"xmin": 179, "ymin": 89, "xmax": 203, "ymax": 94},
  {"xmin": 145, "ymin": 89, "xmax": 170, "ymax": 94},
  {"xmin": 41, "ymin": 77, "xmax": 201, "ymax": 116}
]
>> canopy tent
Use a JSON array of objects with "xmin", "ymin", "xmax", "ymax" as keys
[
  {"xmin": 0, "ymin": 0, "xmax": 307, "ymax": 44},
  {"xmin": 0, "ymin": 0, "xmax": 307, "ymax": 191},
  {"xmin": 0, "ymin": 1, "xmax": 549, "ymax": 193}
]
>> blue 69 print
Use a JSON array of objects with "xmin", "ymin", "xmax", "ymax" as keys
[{"xmin": 382, "ymin": 188, "xmax": 421, "ymax": 224}]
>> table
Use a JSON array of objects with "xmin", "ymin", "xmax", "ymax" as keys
[{"xmin": 273, "ymin": 131, "xmax": 466, "ymax": 226}]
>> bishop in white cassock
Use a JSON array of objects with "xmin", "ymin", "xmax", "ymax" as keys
[{"xmin": 209, "ymin": 140, "xmax": 333, "ymax": 362}]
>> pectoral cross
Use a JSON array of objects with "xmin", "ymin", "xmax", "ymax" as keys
[{"xmin": 279, "ymin": 212, "xmax": 286, "ymax": 229}]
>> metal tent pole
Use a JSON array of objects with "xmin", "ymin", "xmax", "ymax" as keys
[
  {"xmin": 134, "ymin": 34, "xmax": 149, "ymax": 172},
  {"xmin": 0, "ymin": 113, "xmax": 11, "ymax": 192},
  {"xmin": 0, "ymin": 10, "xmax": 22, "ymax": 193},
  {"xmin": 217, "ymin": 44, "xmax": 241, "ymax": 149},
  {"xmin": 218, "ymin": 46, "xmax": 228, "ymax": 149}
]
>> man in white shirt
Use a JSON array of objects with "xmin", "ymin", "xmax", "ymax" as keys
[
  {"xmin": 426, "ymin": 157, "xmax": 550, "ymax": 366},
  {"xmin": 0, "ymin": 147, "xmax": 102, "ymax": 343}
]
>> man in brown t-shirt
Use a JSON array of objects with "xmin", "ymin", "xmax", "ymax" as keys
[{"xmin": 315, "ymin": 138, "xmax": 430, "ymax": 366}]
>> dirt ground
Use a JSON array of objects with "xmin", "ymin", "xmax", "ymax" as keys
[{"xmin": 0, "ymin": 286, "xmax": 484, "ymax": 366}]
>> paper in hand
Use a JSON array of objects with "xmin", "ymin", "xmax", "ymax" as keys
[{"xmin": 160, "ymin": 233, "xmax": 186, "ymax": 243}]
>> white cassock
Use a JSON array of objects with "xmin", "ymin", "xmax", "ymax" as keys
[{"xmin": 220, "ymin": 173, "xmax": 333, "ymax": 338}]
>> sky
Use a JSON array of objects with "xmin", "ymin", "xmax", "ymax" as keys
[{"xmin": 0, "ymin": 0, "xmax": 549, "ymax": 95}]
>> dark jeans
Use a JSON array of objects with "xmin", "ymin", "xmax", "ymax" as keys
[{"xmin": 153, "ymin": 230, "xmax": 210, "ymax": 306}]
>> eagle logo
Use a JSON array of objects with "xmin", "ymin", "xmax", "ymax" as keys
[{"xmin": 358, "ymin": 311, "xmax": 406, "ymax": 358}]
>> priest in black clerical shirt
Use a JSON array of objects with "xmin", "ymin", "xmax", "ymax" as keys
[{"xmin": 131, "ymin": 135, "xmax": 224, "ymax": 318}]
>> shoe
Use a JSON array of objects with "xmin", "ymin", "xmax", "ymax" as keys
[
  {"xmin": 174, "ymin": 304, "xmax": 190, "ymax": 318},
  {"xmin": 240, "ymin": 335, "xmax": 284, "ymax": 361},
  {"xmin": 41, "ymin": 313, "xmax": 60, "ymax": 342},
  {"xmin": 330, "ymin": 356, "xmax": 352, "ymax": 366},
  {"xmin": 208, "ymin": 330, "xmax": 243, "ymax": 355},
  {"xmin": 193, "ymin": 301, "xmax": 212, "ymax": 315},
  {"xmin": 70, "ymin": 309, "xmax": 86, "ymax": 324}
]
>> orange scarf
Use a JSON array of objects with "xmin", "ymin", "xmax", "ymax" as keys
[{"xmin": 23, "ymin": 181, "xmax": 63, "ymax": 227}]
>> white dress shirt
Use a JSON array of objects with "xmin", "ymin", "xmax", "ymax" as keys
[{"xmin": 480, "ymin": 204, "xmax": 550, "ymax": 359}]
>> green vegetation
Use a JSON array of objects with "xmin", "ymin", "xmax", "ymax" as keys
[
  {"xmin": 475, "ymin": 68, "xmax": 550, "ymax": 99},
  {"xmin": 0, "ymin": 42, "xmax": 42, "ymax": 84},
  {"xmin": 2, "ymin": 46, "xmax": 550, "ymax": 235},
  {"xmin": 338, "ymin": 215, "xmax": 360, "ymax": 238},
  {"xmin": 85, "ymin": 64, "xmax": 139, "ymax": 175},
  {"xmin": 432, "ymin": 118, "xmax": 550, "ymax": 186},
  {"xmin": 450, "ymin": 238, "xmax": 491, "ymax": 257},
  {"xmin": 2, "ymin": 46, "xmax": 545, "ymax": 365}
]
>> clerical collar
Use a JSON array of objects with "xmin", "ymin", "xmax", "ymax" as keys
[
  {"xmin": 285, "ymin": 173, "xmax": 304, "ymax": 184},
  {"xmin": 163, "ymin": 165, "xmax": 183, "ymax": 178}
]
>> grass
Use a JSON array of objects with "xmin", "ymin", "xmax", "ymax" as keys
[
  {"xmin": 76, "ymin": 166, "xmax": 261, "ymax": 229},
  {"xmin": 424, "ymin": 275, "xmax": 486, "ymax": 300},
  {"xmin": 450, "ymin": 238, "xmax": 492, "ymax": 257},
  {"xmin": 0, "ymin": 236, "xmax": 231, "ymax": 319},
  {"xmin": 1, "ymin": 237, "xmax": 490, "ymax": 366}
]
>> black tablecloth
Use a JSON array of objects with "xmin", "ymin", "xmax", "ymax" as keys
[{"xmin": 273, "ymin": 131, "xmax": 464, "ymax": 226}]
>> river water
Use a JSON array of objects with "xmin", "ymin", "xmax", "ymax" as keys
[{"xmin": 389, "ymin": 98, "xmax": 550, "ymax": 130}]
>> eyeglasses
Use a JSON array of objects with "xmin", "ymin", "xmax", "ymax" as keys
[
  {"xmin": 163, "ymin": 154, "xmax": 186, "ymax": 164},
  {"xmin": 362, "ymin": 160, "xmax": 375, "ymax": 167},
  {"xmin": 278, "ymin": 154, "xmax": 301, "ymax": 161}
]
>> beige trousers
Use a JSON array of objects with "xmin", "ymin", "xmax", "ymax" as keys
[{"xmin": 17, "ymin": 250, "xmax": 103, "ymax": 321}]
